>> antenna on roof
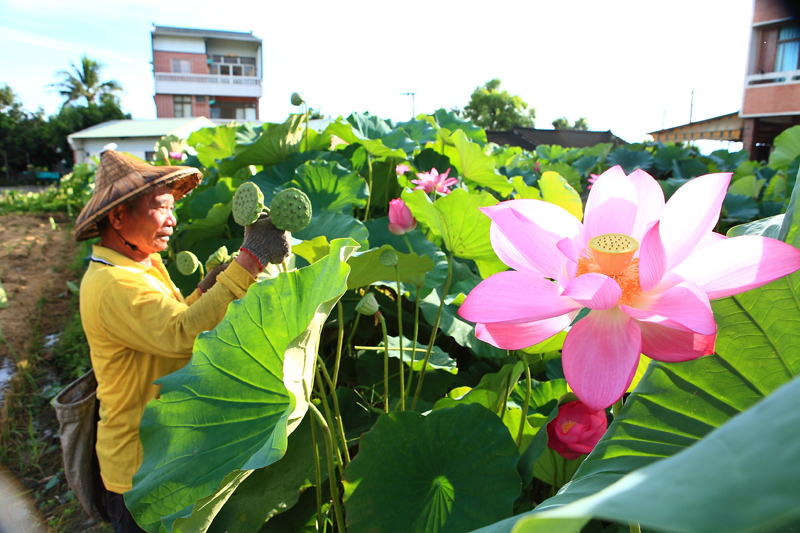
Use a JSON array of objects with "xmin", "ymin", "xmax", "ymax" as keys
[{"xmin": 401, "ymin": 92, "xmax": 416, "ymax": 119}]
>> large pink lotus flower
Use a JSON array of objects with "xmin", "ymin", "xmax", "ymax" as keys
[
  {"xmin": 388, "ymin": 198, "xmax": 417, "ymax": 235},
  {"xmin": 411, "ymin": 167, "xmax": 457, "ymax": 195},
  {"xmin": 547, "ymin": 400, "xmax": 607, "ymax": 460},
  {"xmin": 458, "ymin": 165, "xmax": 800, "ymax": 411}
]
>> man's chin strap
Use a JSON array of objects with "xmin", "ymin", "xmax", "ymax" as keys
[{"xmin": 111, "ymin": 225, "xmax": 139, "ymax": 252}]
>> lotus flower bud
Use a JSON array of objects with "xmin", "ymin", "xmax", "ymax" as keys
[
  {"xmin": 388, "ymin": 198, "xmax": 417, "ymax": 236},
  {"xmin": 546, "ymin": 400, "xmax": 608, "ymax": 460},
  {"xmin": 291, "ymin": 92, "xmax": 305, "ymax": 106},
  {"xmin": 355, "ymin": 293, "xmax": 379, "ymax": 316}
]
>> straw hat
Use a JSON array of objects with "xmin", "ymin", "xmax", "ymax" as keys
[{"xmin": 73, "ymin": 149, "xmax": 202, "ymax": 241}]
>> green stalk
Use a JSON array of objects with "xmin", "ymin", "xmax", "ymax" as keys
[
  {"xmin": 314, "ymin": 367, "xmax": 344, "ymax": 477},
  {"xmin": 363, "ymin": 154, "xmax": 374, "ymax": 220},
  {"xmin": 318, "ymin": 362, "xmax": 351, "ymax": 464},
  {"xmin": 333, "ymin": 303, "xmax": 345, "ymax": 386},
  {"xmin": 304, "ymin": 108, "xmax": 310, "ymax": 152},
  {"xmin": 405, "ymin": 286, "xmax": 421, "ymax": 399},
  {"xmin": 516, "ymin": 352, "xmax": 532, "ymax": 447},
  {"xmin": 411, "ymin": 253, "xmax": 453, "ymax": 411},
  {"xmin": 402, "ymin": 234, "xmax": 414, "ymax": 255},
  {"xmin": 611, "ymin": 397, "xmax": 624, "ymax": 419},
  {"xmin": 377, "ymin": 312, "xmax": 390, "ymax": 413},
  {"xmin": 345, "ymin": 313, "xmax": 362, "ymax": 355},
  {"xmin": 307, "ymin": 401, "xmax": 346, "ymax": 533},
  {"xmin": 309, "ymin": 414, "xmax": 324, "ymax": 530},
  {"xmin": 395, "ymin": 266, "xmax": 405, "ymax": 411},
  {"xmin": 630, "ymin": 523, "xmax": 642, "ymax": 533}
]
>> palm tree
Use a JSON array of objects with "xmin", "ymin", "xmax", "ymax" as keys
[{"xmin": 50, "ymin": 55, "xmax": 122, "ymax": 107}]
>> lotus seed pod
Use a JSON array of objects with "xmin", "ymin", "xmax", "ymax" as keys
[
  {"xmin": 379, "ymin": 249, "xmax": 398, "ymax": 267},
  {"xmin": 205, "ymin": 246, "xmax": 229, "ymax": 271},
  {"xmin": 290, "ymin": 92, "xmax": 305, "ymax": 106},
  {"xmin": 176, "ymin": 251, "xmax": 200, "ymax": 276},
  {"xmin": 232, "ymin": 181, "xmax": 265, "ymax": 226},
  {"xmin": 355, "ymin": 293, "xmax": 379, "ymax": 316},
  {"xmin": 269, "ymin": 187, "xmax": 312, "ymax": 232}
]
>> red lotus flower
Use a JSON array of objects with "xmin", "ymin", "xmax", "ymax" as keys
[
  {"xmin": 547, "ymin": 400, "xmax": 607, "ymax": 460},
  {"xmin": 388, "ymin": 198, "xmax": 417, "ymax": 235}
]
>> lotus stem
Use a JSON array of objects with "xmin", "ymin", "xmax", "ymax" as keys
[
  {"xmin": 411, "ymin": 253, "xmax": 453, "ymax": 411},
  {"xmin": 377, "ymin": 312, "xmax": 390, "ymax": 413},
  {"xmin": 405, "ymin": 286, "xmax": 421, "ymax": 399},
  {"xmin": 318, "ymin": 362, "xmax": 351, "ymax": 465},
  {"xmin": 364, "ymin": 154, "xmax": 374, "ymax": 221},
  {"xmin": 395, "ymin": 266, "xmax": 405, "ymax": 411},
  {"xmin": 307, "ymin": 401, "xmax": 346, "ymax": 533},
  {"xmin": 630, "ymin": 523, "xmax": 642, "ymax": 533},
  {"xmin": 314, "ymin": 366, "xmax": 345, "ymax": 477},
  {"xmin": 516, "ymin": 352, "xmax": 532, "ymax": 448},
  {"xmin": 308, "ymin": 414, "xmax": 324, "ymax": 531},
  {"xmin": 333, "ymin": 303, "xmax": 345, "ymax": 385}
]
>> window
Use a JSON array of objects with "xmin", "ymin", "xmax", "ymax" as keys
[
  {"xmin": 195, "ymin": 96, "xmax": 206, "ymax": 103},
  {"xmin": 171, "ymin": 59, "xmax": 191, "ymax": 73},
  {"xmin": 776, "ymin": 26, "xmax": 800, "ymax": 72},
  {"xmin": 207, "ymin": 55, "xmax": 257, "ymax": 77},
  {"xmin": 209, "ymin": 101, "xmax": 256, "ymax": 120},
  {"xmin": 173, "ymin": 95, "xmax": 192, "ymax": 118}
]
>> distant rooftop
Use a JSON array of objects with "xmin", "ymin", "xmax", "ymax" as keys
[
  {"xmin": 151, "ymin": 25, "xmax": 261, "ymax": 43},
  {"xmin": 487, "ymin": 127, "xmax": 627, "ymax": 150},
  {"xmin": 69, "ymin": 117, "xmax": 215, "ymax": 139}
]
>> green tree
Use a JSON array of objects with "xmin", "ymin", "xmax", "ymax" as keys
[
  {"xmin": 463, "ymin": 79, "xmax": 535, "ymax": 131},
  {"xmin": 49, "ymin": 98, "xmax": 130, "ymax": 166},
  {"xmin": 552, "ymin": 116, "xmax": 589, "ymax": 130},
  {"xmin": 50, "ymin": 55, "xmax": 122, "ymax": 107},
  {"xmin": 0, "ymin": 84, "xmax": 53, "ymax": 177}
]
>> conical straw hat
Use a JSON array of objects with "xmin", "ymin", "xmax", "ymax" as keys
[{"xmin": 73, "ymin": 150, "xmax": 202, "ymax": 241}]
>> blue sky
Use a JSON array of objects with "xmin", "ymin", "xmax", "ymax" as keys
[{"xmin": 0, "ymin": 0, "xmax": 752, "ymax": 145}]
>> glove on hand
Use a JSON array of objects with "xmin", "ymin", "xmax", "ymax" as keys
[
  {"xmin": 240, "ymin": 213, "xmax": 291, "ymax": 269},
  {"xmin": 198, "ymin": 262, "xmax": 229, "ymax": 294}
]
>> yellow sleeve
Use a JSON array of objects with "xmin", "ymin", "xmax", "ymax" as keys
[{"xmin": 98, "ymin": 261, "xmax": 256, "ymax": 358}]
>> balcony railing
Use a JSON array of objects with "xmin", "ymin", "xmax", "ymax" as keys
[
  {"xmin": 746, "ymin": 69, "xmax": 800, "ymax": 86},
  {"xmin": 155, "ymin": 72, "xmax": 262, "ymax": 87}
]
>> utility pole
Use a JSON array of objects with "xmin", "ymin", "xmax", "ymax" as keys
[
  {"xmin": 401, "ymin": 92, "xmax": 416, "ymax": 118},
  {"xmin": 689, "ymin": 89, "xmax": 694, "ymax": 123}
]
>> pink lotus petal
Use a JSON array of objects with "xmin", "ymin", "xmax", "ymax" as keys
[
  {"xmin": 628, "ymin": 169, "xmax": 665, "ymax": 241},
  {"xmin": 638, "ymin": 320, "xmax": 715, "ymax": 362},
  {"xmin": 483, "ymin": 200, "xmax": 582, "ymax": 277},
  {"xmin": 583, "ymin": 166, "xmax": 638, "ymax": 244},
  {"xmin": 639, "ymin": 221, "xmax": 667, "ymax": 292},
  {"xmin": 562, "ymin": 273, "xmax": 621, "ymax": 310},
  {"xmin": 670, "ymin": 235, "xmax": 800, "ymax": 300},
  {"xmin": 659, "ymin": 173, "xmax": 731, "ymax": 270},
  {"xmin": 458, "ymin": 271, "xmax": 581, "ymax": 325},
  {"xmin": 562, "ymin": 309, "xmax": 642, "ymax": 411},
  {"xmin": 557, "ymin": 236, "xmax": 581, "ymax": 264},
  {"xmin": 622, "ymin": 281, "xmax": 716, "ymax": 336},
  {"xmin": 475, "ymin": 314, "xmax": 573, "ymax": 350}
]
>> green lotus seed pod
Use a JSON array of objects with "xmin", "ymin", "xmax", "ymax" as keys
[
  {"xmin": 379, "ymin": 249, "xmax": 398, "ymax": 267},
  {"xmin": 205, "ymin": 246, "xmax": 229, "ymax": 271},
  {"xmin": 176, "ymin": 251, "xmax": 200, "ymax": 276},
  {"xmin": 232, "ymin": 181, "xmax": 265, "ymax": 226},
  {"xmin": 269, "ymin": 187, "xmax": 312, "ymax": 232},
  {"xmin": 291, "ymin": 92, "xmax": 304, "ymax": 106},
  {"xmin": 355, "ymin": 293, "xmax": 379, "ymax": 316}
]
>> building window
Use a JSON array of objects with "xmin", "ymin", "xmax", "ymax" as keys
[
  {"xmin": 171, "ymin": 59, "xmax": 191, "ymax": 74},
  {"xmin": 776, "ymin": 26, "xmax": 800, "ymax": 72},
  {"xmin": 195, "ymin": 96, "xmax": 206, "ymax": 103},
  {"xmin": 209, "ymin": 101, "xmax": 256, "ymax": 120},
  {"xmin": 174, "ymin": 95, "xmax": 192, "ymax": 117},
  {"xmin": 207, "ymin": 55, "xmax": 257, "ymax": 77}
]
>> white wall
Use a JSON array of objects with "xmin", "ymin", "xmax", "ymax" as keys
[
  {"xmin": 71, "ymin": 137, "xmax": 161, "ymax": 165},
  {"xmin": 152, "ymin": 35, "xmax": 205, "ymax": 54}
]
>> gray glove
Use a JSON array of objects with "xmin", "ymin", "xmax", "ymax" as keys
[
  {"xmin": 198, "ymin": 262, "xmax": 230, "ymax": 293},
  {"xmin": 240, "ymin": 214, "xmax": 291, "ymax": 268}
]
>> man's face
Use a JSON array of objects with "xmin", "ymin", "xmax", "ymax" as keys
[{"xmin": 121, "ymin": 187, "xmax": 176, "ymax": 255}]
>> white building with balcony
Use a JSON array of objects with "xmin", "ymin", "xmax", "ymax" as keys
[{"xmin": 151, "ymin": 25, "xmax": 262, "ymax": 123}]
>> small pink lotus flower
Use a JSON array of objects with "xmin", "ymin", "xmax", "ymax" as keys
[
  {"xmin": 547, "ymin": 400, "xmax": 607, "ymax": 460},
  {"xmin": 396, "ymin": 164, "xmax": 410, "ymax": 176},
  {"xmin": 458, "ymin": 166, "xmax": 800, "ymax": 410},
  {"xmin": 169, "ymin": 151, "xmax": 186, "ymax": 161},
  {"xmin": 388, "ymin": 198, "xmax": 417, "ymax": 235},
  {"xmin": 587, "ymin": 173, "xmax": 599, "ymax": 189},
  {"xmin": 411, "ymin": 167, "xmax": 457, "ymax": 195}
]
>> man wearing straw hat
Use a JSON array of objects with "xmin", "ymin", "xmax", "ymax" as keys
[{"xmin": 74, "ymin": 149, "xmax": 287, "ymax": 532}]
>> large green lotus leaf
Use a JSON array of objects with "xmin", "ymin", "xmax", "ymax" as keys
[
  {"xmin": 203, "ymin": 414, "xmax": 328, "ymax": 533},
  {"xmin": 473, "ymin": 374, "xmax": 800, "ymax": 533},
  {"xmin": 179, "ymin": 203, "xmax": 232, "ymax": 248},
  {"xmin": 294, "ymin": 211, "xmax": 369, "ymax": 251},
  {"xmin": 395, "ymin": 117, "xmax": 439, "ymax": 145},
  {"xmin": 432, "ymin": 108, "xmax": 487, "ymax": 145},
  {"xmin": 769, "ymin": 125, "xmax": 800, "ymax": 170},
  {"xmin": 540, "ymin": 161, "xmax": 582, "ymax": 192},
  {"xmin": 188, "ymin": 125, "xmax": 239, "ymax": 170},
  {"xmin": 183, "ymin": 178, "xmax": 236, "ymax": 221},
  {"xmin": 444, "ymin": 130, "xmax": 514, "ymax": 196},
  {"xmin": 652, "ymin": 144, "xmax": 691, "ymax": 175},
  {"xmin": 727, "ymin": 174, "xmax": 764, "ymax": 198},
  {"xmin": 342, "ymin": 404, "xmax": 521, "ymax": 533},
  {"xmin": 723, "ymin": 193, "xmax": 759, "ymax": 221},
  {"xmin": 535, "ymin": 145, "xmax": 568, "ymax": 163},
  {"xmin": 401, "ymin": 188, "xmax": 506, "ymax": 278},
  {"xmin": 368, "ymin": 159, "xmax": 401, "ymax": 214},
  {"xmin": 381, "ymin": 335, "xmax": 457, "ymax": 374},
  {"xmin": 512, "ymin": 176, "xmax": 542, "ymax": 200},
  {"xmin": 126, "ymin": 239, "xmax": 358, "ymax": 533},
  {"xmin": 432, "ymin": 361, "xmax": 524, "ymax": 415},
  {"xmin": 605, "ymin": 148, "xmax": 654, "ymax": 174},
  {"xmin": 325, "ymin": 117, "xmax": 407, "ymax": 158},
  {"xmin": 218, "ymin": 115, "xmax": 305, "ymax": 176},
  {"xmin": 538, "ymin": 171, "xmax": 583, "ymax": 221},
  {"xmin": 292, "ymin": 235, "xmax": 331, "ymax": 265},
  {"xmin": 346, "ymin": 244, "xmax": 434, "ymax": 289},
  {"xmin": 414, "ymin": 147, "xmax": 455, "ymax": 176},
  {"xmin": 727, "ymin": 214, "xmax": 784, "ymax": 238},
  {"xmin": 285, "ymin": 160, "xmax": 368, "ymax": 215}
]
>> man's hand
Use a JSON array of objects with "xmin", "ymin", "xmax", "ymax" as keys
[
  {"xmin": 198, "ymin": 262, "xmax": 230, "ymax": 294},
  {"xmin": 240, "ymin": 214, "xmax": 291, "ymax": 270}
]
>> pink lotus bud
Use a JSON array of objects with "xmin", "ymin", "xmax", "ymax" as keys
[
  {"xmin": 388, "ymin": 198, "xmax": 417, "ymax": 235},
  {"xmin": 169, "ymin": 151, "xmax": 186, "ymax": 161},
  {"xmin": 396, "ymin": 164, "xmax": 410, "ymax": 176},
  {"xmin": 546, "ymin": 400, "xmax": 608, "ymax": 460}
]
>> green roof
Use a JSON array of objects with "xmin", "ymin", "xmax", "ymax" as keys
[{"xmin": 69, "ymin": 117, "xmax": 215, "ymax": 139}]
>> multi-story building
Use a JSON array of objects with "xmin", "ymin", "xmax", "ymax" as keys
[
  {"xmin": 741, "ymin": 0, "xmax": 800, "ymax": 160},
  {"xmin": 151, "ymin": 25, "xmax": 262, "ymax": 123}
]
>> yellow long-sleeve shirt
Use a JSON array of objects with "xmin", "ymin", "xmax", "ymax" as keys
[{"xmin": 80, "ymin": 244, "xmax": 255, "ymax": 493}]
